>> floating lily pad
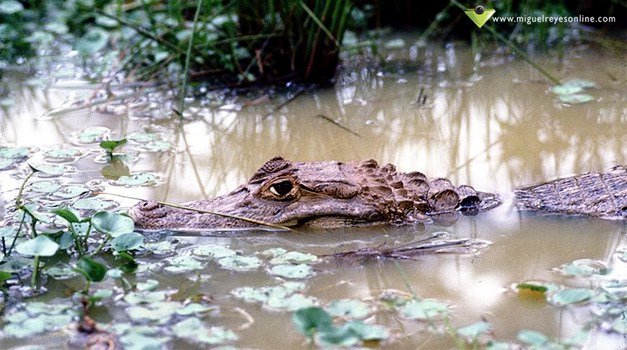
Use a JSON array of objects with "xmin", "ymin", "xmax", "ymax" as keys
[
  {"xmin": 269, "ymin": 264, "xmax": 314, "ymax": 279},
  {"xmin": 559, "ymin": 94, "xmax": 594, "ymax": 105},
  {"xmin": 217, "ymin": 255, "xmax": 261, "ymax": 272},
  {"xmin": 261, "ymin": 247, "xmax": 288, "ymax": 258},
  {"xmin": 550, "ymin": 288, "xmax": 594, "ymax": 306},
  {"xmin": 0, "ymin": 227, "xmax": 17, "ymax": 239},
  {"xmin": 73, "ymin": 197, "xmax": 118, "ymax": 211},
  {"xmin": 457, "ymin": 321, "xmax": 492, "ymax": 340},
  {"xmin": 326, "ymin": 299, "xmax": 372, "ymax": 319},
  {"xmin": 175, "ymin": 303, "xmax": 211, "ymax": 316},
  {"xmin": 16, "ymin": 235, "xmax": 59, "ymax": 257},
  {"xmin": 0, "ymin": 146, "xmax": 29, "ymax": 159},
  {"xmin": 193, "ymin": 244, "xmax": 236, "ymax": 258},
  {"xmin": 29, "ymin": 163, "xmax": 67, "ymax": 176},
  {"xmin": 113, "ymin": 172, "xmax": 159, "ymax": 187},
  {"xmin": 127, "ymin": 132, "xmax": 160, "ymax": 143},
  {"xmin": 46, "ymin": 265, "xmax": 79, "ymax": 279},
  {"xmin": 125, "ymin": 291, "xmax": 169, "ymax": 304},
  {"xmin": 172, "ymin": 317, "xmax": 238, "ymax": 345},
  {"xmin": 55, "ymin": 184, "xmax": 90, "ymax": 198},
  {"xmin": 0, "ymin": 257, "xmax": 33, "ymax": 272},
  {"xmin": 232, "ymin": 282, "xmax": 309, "ymax": 307},
  {"xmin": 119, "ymin": 330, "xmax": 170, "ymax": 350},
  {"xmin": 143, "ymin": 141, "xmax": 172, "ymax": 152},
  {"xmin": 77, "ymin": 126, "xmax": 110, "ymax": 144},
  {"xmin": 517, "ymin": 329, "xmax": 549, "ymax": 346},
  {"xmin": 0, "ymin": 158, "xmax": 16, "ymax": 170},
  {"xmin": 2, "ymin": 301, "xmax": 75, "ymax": 338},
  {"xmin": 398, "ymin": 299, "xmax": 450, "ymax": 320},
  {"xmin": 91, "ymin": 211, "xmax": 134, "ymax": 237},
  {"xmin": 30, "ymin": 180, "xmax": 61, "ymax": 193},
  {"xmin": 43, "ymin": 148, "xmax": 82, "ymax": 162},
  {"xmin": 144, "ymin": 241, "xmax": 177, "ymax": 255},
  {"xmin": 267, "ymin": 293, "xmax": 318, "ymax": 311},
  {"xmin": 126, "ymin": 301, "xmax": 180, "ymax": 324},
  {"xmin": 165, "ymin": 256, "xmax": 205, "ymax": 273},
  {"xmin": 111, "ymin": 232, "xmax": 144, "ymax": 251},
  {"xmin": 557, "ymin": 259, "xmax": 609, "ymax": 277},
  {"xmin": 136, "ymin": 279, "xmax": 159, "ymax": 292},
  {"xmin": 269, "ymin": 251, "xmax": 318, "ymax": 265}
]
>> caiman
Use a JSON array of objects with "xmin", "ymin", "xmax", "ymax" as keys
[{"xmin": 128, "ymin": 157, "xmax": 626, "ymax": 230}]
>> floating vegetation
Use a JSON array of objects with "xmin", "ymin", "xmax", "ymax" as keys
[
  {"xmin": 398, "ymin": 298, "xmax": 451, "ymax": 320},
  {"xmin": 217, "ymin": 255, "xmax": 262, "ymax": 272},
  {"xmin": 76, "ymin": 127, "xmax": 111, "ymax": 144},
  {"xmin": 164, "ymin": 255, "xmax": 205, "ymax": 273},
  {"xmin": 43, "ymin": 148, "xmax": 83, "ymax": 162},
  {"xmin": 0, "ymin": 146, "xmax": 29, "ymax": 169},
  {"xmin": 29, "ymin": 162, "xmax": 68, "ymax": 177},
  {"xmin": 232, "ymin": 281, "xmax": 318, "ymax": 311},
  {"xmin": 2, "ymin": 301, "xmax": 76, "ymax": 338},
  {"xmin": 171, "ymin": 317, "xmax": 238, "ymax": 345},
  {"xmin": 325, "ymin": 299, "xmax": 372, "ymax": 319},
  {"xmin": 193, "ymin": 244, "xmax": 237, "ymax": 258},
  {"xmin": 556, "ymin": 259, "xmax": 609, "ymax": 277},
  {"xmin": 292, "ymin": 306, "xmax": 389, "ymax": 347},
  {"xmin": 72, "ymin": 197, "xmax": 119, "ymax": 211},
  {"xmin": 550, "ymin": 78, "xmax": 596, "ymax": 105},
  {"xmin": 269, "ymin": 263, "xmax": 314, "ymax": 279},
  {"xmin": 112, "ymin": 172, "xmax": 160, "ymax": 187}
]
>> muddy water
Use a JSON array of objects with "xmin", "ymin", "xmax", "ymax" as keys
[{"xmin": 0, "ymin": 42, "xmax": 626, "ymax": 349}]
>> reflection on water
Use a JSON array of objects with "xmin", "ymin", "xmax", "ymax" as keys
[{"xmin": 0, "ymin": 42, "xmax": 626, "ymax": 349}]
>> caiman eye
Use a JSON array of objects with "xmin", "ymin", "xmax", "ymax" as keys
[{"xmin": 269, "ymin": 181, "xmax": 293, "ymax": 196}]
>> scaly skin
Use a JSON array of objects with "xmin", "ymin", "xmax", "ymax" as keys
[
  {"xmin": 128, "ymin": 157, "xmax": 500, "ymax": 230},
  {"xmin": 515, "ymin": 165, "xmax": 626, "ymax": 219}
]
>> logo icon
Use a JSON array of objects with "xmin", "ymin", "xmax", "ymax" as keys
[{"xmin": 464, "ymin": 5, "xmax": 495, "ymax": 28}]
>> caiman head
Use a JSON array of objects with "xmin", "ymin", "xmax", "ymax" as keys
[{"xmin": 128, "ymin": 157, "xmax": 500, "ymax": 230}]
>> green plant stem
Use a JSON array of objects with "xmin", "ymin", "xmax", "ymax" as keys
[
  {"xmin": 179, "ymin": 0, "xmax": 204, "ymax": 114},
  {"xmin": 90, "ymin": 236, "xmax": 110, "ymax": 256},
  {"xmin": 6, "ymin": 211, "xmax": 26, "ymax": 257},
  {"xmin": 448, "ymin": 0, "xmax": 561, "ymax": 85},
  {"xmin": 15, "ymin": 169, "xmax": 37, "ymax": 208},
  {"xmin": 393, "ymin": 261, "xmax": 418, "ymax": 299},
  {"xmin": 31, "ymin": 256, "xmax": 40, "ymax": 289}
]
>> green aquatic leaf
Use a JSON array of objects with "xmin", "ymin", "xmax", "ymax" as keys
[
  {"xmin": 0, "ymin": 0, "xmax": 24, "ymax": 14},
  {"xmin": 111, "ymin": 232, "xmax": 144, "ymax": 251},
  {"xmin": 56, "ymin": 185, "xmax": 90, "ymax": 198},
  {"xmin": 143, "ymin": 140, "xmax": 172, "ymax": 152},
  {"xmin": 72, "ymin": 197, "xmax": 118, "ymax": 211},
  {"xmin": 0, "ymin": 226, "xmax": 16, "ymax": 238},
  {"xmin": 326, "ymin": 299, "xmax": 372, "ymax": 319},
  {"xmin": 46, "ymin": 265, "xmax": 79, "ymax": 279},
  {"xmin": 0, "ymin": 158, "xmax": 15, "ymax": 170},
  {"xmin": 551, "ymin": 288, "xmax": 594, "ymax": 306},
  {"xmin": 0, "ymin": 257, "xmax": 33, "ymax": 272},
  {"xmin": 175, "ymin": 303, "xmax": 211, "ymax": 315},
  {"xmin": 119, "ymin": 332, "xmax": 169, "ymax": 350},
  {"xmin": 113, "ymin": 173, "xmax": 158, "ymax": 187},
  {"xmin": 517, "ymin": 329, "xmax": 549, "ymax": 346},
  {"xmin": 399, "ymin": 299, "xmax": 450, "ymax": 320},
  {"xmin": 124, "ymin": 291, "xmax": 168, "ymax": 305},
  {"xmin": 77, "ymin": 127, "xmax": 110, "ymax": 144},
  {"xmin": 30, "ymin": 180, "xmax": 61, "ymax": 193},
  {"xmin": 559, "ymin": 94, "xmax": 594, "ymax": 104},
  {"xmin": 126, "ymin": 302, "xmax": 179, "ymax": 323},
  {"xmin": 551, "ymin": 85, "xmax": 583, "ymax": 95},
  {"xmin": 269, "ymin": 251, "xmax": 318, "ymax": 265},
  {"xmin": 344, "ymin": 321, "xmax": 389, "ymax": 341},
  {"xmin": 269, "ymin": 264, "xmax": 313, "ymax": 279},
  {"xmin": 127, "ymin": 132, "xmax": 159, "ymax": 143},
  {"xmin": 99, "ymin": 138, "xmax": 127, "ymax": 152},
  {"xmin": 217, "ymin": 255, "xmax": 261, "ymax": 272},
  {"xmin": 43, "ymin": 148, "xmax": 82, "ymax": 161},
  {"xmin": 56, "ymin": 231, "xmax": 74, "ymax": 249},
  {"xmin": 91, "ymin": 211, "xmax": 134, "ymax": 237},
  {"xmin": 267, "ymin": 293, "xmax": 318, "ymax": 311},
  {"xmin": 457, "ymin": 321, "xmax": 492, "ymax": 339},
  {"xmin": 165, "ymin": 256, "xmax": 205, "ymax": 273},
  {"xmin": 144, "ymin": 240, "xmax": 176, "ymax": 255},
  {"xmin": 16, "ymin": 235, "xmax": 59, "ymax": 256},
  {"xmin": 75, "ymin": 256, "xmax": 107, "ymax": 282},
  {"xmin": 0, "ymin": 146, "xmax": 28, "ymax": 159},
  {"xmin": 136, "ymin": 279, "xmax": 159, "ymax": 292},
  {"xmin": 292, "ymin": 307, "xmax": 333, "ymax": 337},
  {"xmin": 558, "ymin": 259, "xmax": 608, "ymax": 277},
  {"xmin": 172, "ymin": 317, "xmax": 238, "ymax": 344},
  {"xmin": 53, "ymin": 208, "xmax": 81, "ymax": 223},
  {"xmin": 192, "ymin": 244, "xmax": 236, "ymax": 258},
  {"xmin": 28, "ymin": 163, "xmax": 66, "ymax": 176},
  {"xmin": 76, "ymin": 28, "xmax": 110, "ymax": 56},
  {"xmin": 261, "ymin": 247, "xmax": 288, "ymax": 257}
]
